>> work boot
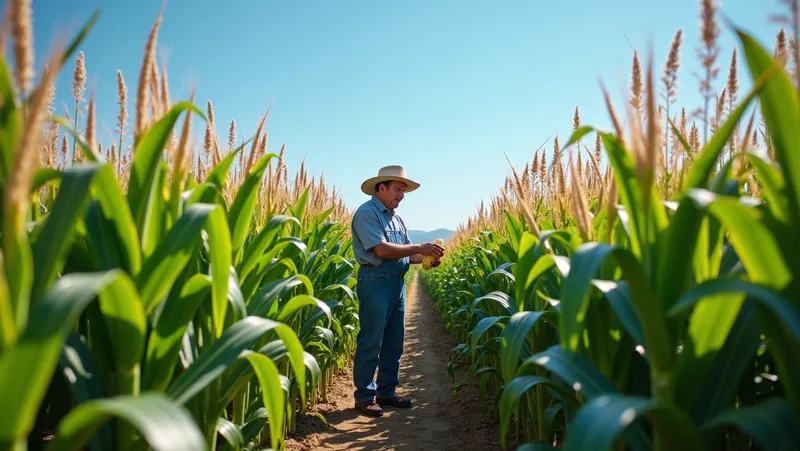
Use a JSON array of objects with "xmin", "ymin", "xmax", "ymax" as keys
[
  {"xmin": 355, "ymin": 399, "xmax": 384, "ymax": 417},
  {"xmin": 376, "ymin": 395, "xmax": 412, "ymax": 408}
]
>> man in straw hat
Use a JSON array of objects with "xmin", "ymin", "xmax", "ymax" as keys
[{"xmin": 350, "ymin": 165, "xmax": 446, "ymax": 417}]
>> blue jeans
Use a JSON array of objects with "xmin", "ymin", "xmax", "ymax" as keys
[{"xmin": 353, "ymin": 265, "xmax": 406, "ymax": 403}]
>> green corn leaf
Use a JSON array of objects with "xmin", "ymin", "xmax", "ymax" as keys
[
  {"xmin": 58, "ymin": 333, "xmax": 113, "ymax": 451},
  {"xmin": 248, "ymin": 275, "xmax": 309, "ymax": 318},
  {"xmin": 204, "ymin": 146, "xmax": 242, "ymax": 194},
  {"xmin": 657, "ymin": 73, "xmax": 769, "ymax": 310},
  {"xmin": 143, "ymin": 162, "xmax": 168, "ymax": 258},
  {"xmin": 700, "ymin": 397, "xmax": 800, "ymax": 451},
  {"xmin": 241, "ymin": 352, "xmax": 286, "ymax": 451},
  {"xmin": 276, "ymin": 294, "xmax": 332, "ymax": 325},
  {"xmin": 291, "ymin": 187, "xmax": 310, "ymax": 227},
  {"xmin": 183, "ymin": 181, "xmax": 224, "ymax": 210},
  {"xmin": 0, "ymin": 57, "xmax": 21, "ymax": 182},
  {"xmin": 228, "ymin": 152, "xmax": 278, "ymax": 263},
  {"xmin": 32, "ymin": 167, "xmax": 62, "ymax": 193},
  {"xmin": 562, "ymin": 394, "xmax": 703, "ymax": 451},
  {"xmin": 225, "ymin": 266, "xmax": 247, "ymax": 323},
  {"xmin": 233, "ymin": 410, "xmax": 269, "ymax": 451},
  {"xmin": 683, "ymin": 71, "xmax": 768, "ymax": 192},
  {"xmin": 0, "ymin": 270, "xmax": 138, "ymax": 443},
  {"xmin": 316, "ymin": 283, "xmax": 356, "ymax": 304},
  {"xmin": 689, "ymin": 302, "xmax": 760, "ymax": 425},
  {"xmin": 671, "ymin": 277, "xmax": 782, "ymax": 412},
  {"xmin": 559, "ymin": 243, "xmax": 671, "ymax": 374},
  {"xmin": 687, "ymin": 189, "xmax": 790, "ymax": 289},
  {"xmin": 498, "ymin": 376, "xmax": 575, "ymax": 449},
  {"xmin": 0, "ymin": 245, "xmax": 17, "ymax": 347},
  {"xmin": 32, "ymin": 163, "xmax": 140, "ymax": 301},
  {"xmin": 683, "ymin": 189, "xmax": 800, "ymax": 408},
  {"xmin": 240, "ymin": 240, "xmax": 305, "ymax": 301},
  {"xmin": 746, "ymin": 152, "xmax": 786, "ymax": 222},
  {"xmin": 215, "ymin": 417, "xmax": 244, "ymax": 451},
  {"xmin": 501, "ymin": 311, "xmax": 557, "ymax": 385},
  {"xmin": 30, "ymin": 164, "xmax": 98, "ymax": 299},
  {"xmin": 59, "ymin": 9, "xmax": 101, "ymax": 67},
  {"xmin": 469, "ymin": 316, "xmax": 508, "ymax": 363},
  {"xmin": 669, "ymin": 277, "xmax": 800, "ymax": 343},
  {"xmin": 591, "ymin": 280, "xmax": 645, "ymax": 349},
  {"xmin": 94, "ymin": 272, "xmax": 147, "ymax": 396},
  {"xmin": 504, "ymin": 210, "xmax": 523, "ymax": 250},
  {"xmin": 598, "ymin": 132, "xmax": 646, "ymax": 258},
  {"xmin": 517, "ymin": 345, "xmax": 652, "ymax": 450},
  {"xmin": 135, "ymin": 202, "xmax": 231, "ymax": 338},
  {"xmin": 46, "ymin": 393, "xmax": 206, "ymax": 451},
  {"xmin": 3, "ymin": 204, "xmax": 34, "ymax": 336},
  {"xmin": 518, "ymin": 345, "xmax": 616, "ymax": 395},
  {"xmin": 143, "ymin": 274, "xmax": 211, "ymax": 392},
  {"xmin": 735, "ymin": 27, "xmax": 800, "ymax": 228},
  {"xmin": 216, "ymin": 343, "xmax": 321, "ymax": 413},
  {"xmin": 473, "ymin": 291, "xmax": 516, "ymax": 316},
  {"xmin": 166, "ymin": 316, "xmax": 305, "ymax": 407},
  {"xmin": 514, "ymin": 232, "xmax": 538, "ymax": 311},
  {"xmin": 126, "ymin": 101, "xmax": 203, "ymax": 255}
]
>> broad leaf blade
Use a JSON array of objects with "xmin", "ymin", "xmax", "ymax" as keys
[
  {"xmin": 563, "ymin": 394, "xmax": 703, "ymax": 451},
  {"xmin": 47, "ymin": 393, "xmax": 206, "ymax": 451}
]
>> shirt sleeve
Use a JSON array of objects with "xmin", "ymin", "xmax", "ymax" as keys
[{"xmin": 353, "ymin": 210, "xmax": 386, "ymax": 251}]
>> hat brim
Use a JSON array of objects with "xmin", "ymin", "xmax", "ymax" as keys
[{"xmin": 360, "ymin": 176, "xmax": 420, "ymax": 196}]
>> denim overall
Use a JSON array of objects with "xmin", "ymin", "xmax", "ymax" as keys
[{"xmin": 351, "ymin": 198, "xmax": 410, "ymax": 403}]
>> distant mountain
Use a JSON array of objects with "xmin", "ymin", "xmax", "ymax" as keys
[{"xmin": 407, "ymin": 228, "xmax": 455, "ymax": 244}]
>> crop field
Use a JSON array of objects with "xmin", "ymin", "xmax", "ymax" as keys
[
  {"xmin": 1, "ymin": 0, "xmax": 800, "ymax": 450},
  {"xmin": 420, "ymin": 1, "xmax": 800, "ymax": 450}
]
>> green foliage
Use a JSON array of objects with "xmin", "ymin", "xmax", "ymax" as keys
[
  {"xmin": 420, "ymin": 27, "xmax": 800, "ymax": 451},
  {"xmin": 0, "ymin": 11, "xmax": 358, "ymax": 451}
]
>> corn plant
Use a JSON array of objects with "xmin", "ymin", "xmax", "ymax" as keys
[
  {"xmin": 0, "ymin": 5, "xmax": 357, "ymax": 451},
  {"xmin": 422, "ymin": 18, "xmax": 800, "ymax": 451}
]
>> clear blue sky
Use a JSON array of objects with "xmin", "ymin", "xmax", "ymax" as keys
[{"xmin": 30, "ymin": 0, "xmax": 784, "ymax": 231}]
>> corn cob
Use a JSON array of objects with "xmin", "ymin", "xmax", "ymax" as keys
[{"xmin": 422, "ymin": 238, "xmax": 444, "ymax": 270}]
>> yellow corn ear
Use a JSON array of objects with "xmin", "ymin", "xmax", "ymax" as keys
[{"xmin": 422, "ymin": 238, "xmax": 444, "ymax": 270}]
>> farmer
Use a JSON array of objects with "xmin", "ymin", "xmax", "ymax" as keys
[{"xmin": 350, "ymin": 165, "xmax": 446, "ymax": 417}]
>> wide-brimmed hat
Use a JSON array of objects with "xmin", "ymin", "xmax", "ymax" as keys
[{"xmin": 360, "ymin": 165, "xmax": 420, "ymax": 196}]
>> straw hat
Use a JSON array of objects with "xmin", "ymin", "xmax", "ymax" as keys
[{"xmin": 360, "ymin": 165, "xmax": 420, "ymax": 195}]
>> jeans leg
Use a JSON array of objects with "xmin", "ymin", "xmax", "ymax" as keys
[
  {"xmin": 376, "ymin": 277, "xmax": 405, "ymax": 398},
  {"xmin": 353, "ymin": 273, "xmax": 391, "ymax": 403}
]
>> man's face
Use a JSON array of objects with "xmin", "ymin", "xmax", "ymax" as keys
[{"xmin": 378, "ymin": 181, "xmax": 407, "ymax": 209}]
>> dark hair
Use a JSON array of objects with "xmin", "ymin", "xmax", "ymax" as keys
[{"xmin": 375, "ymin": 180, "xmax": 394, "ymax": 192}]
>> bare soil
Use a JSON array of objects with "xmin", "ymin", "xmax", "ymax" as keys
[{"xmin": 285, "ymin": 271, "xmax": 508, "ymax": 451}]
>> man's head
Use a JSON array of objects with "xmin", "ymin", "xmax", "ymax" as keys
[
  {"xmin": 360, "ymin": 165, "xmax": 420, "ymax": 205},
  {"xmin": 374, "ymin": 180, "xmax": 408, "ymax": 210}
]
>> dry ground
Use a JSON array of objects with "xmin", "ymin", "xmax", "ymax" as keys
[{"xmin": 285, "ymin": 271, "xmax": 510, "ymax": 451}]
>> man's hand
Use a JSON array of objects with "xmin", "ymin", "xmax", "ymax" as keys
[
  {"xmin": 431, "ymin": 258, "xmax": 442, "ymax": 268},
  {"xmin": 418, "ymin": 241, "xmax": 445, "ymax": 258}
]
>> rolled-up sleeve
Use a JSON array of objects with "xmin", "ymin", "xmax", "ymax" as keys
[{"xmin": 353, "ymin": 210, "xmax": 385, "ymax": 251}]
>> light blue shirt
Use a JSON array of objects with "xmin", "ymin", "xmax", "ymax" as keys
[{"xmin": 351, "ymin": 195, "xmax": 411, "ymax": 269}]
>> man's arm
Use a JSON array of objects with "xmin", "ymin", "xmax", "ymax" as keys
[
  {"xmin": 373, "ymin": 242, "xmax": 444, "ymax": 260},
  {"xmin": 353, "ymin": 210, "xmax": 444, "ymax": 261},
  {"xmin": 373, "ymin": 242, "xmax": 423, "ymax": 259}
]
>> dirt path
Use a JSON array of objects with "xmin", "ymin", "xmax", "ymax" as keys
[{"xmin": 286, "ymin": 271, "xmax": 505, "ymax": 451}]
